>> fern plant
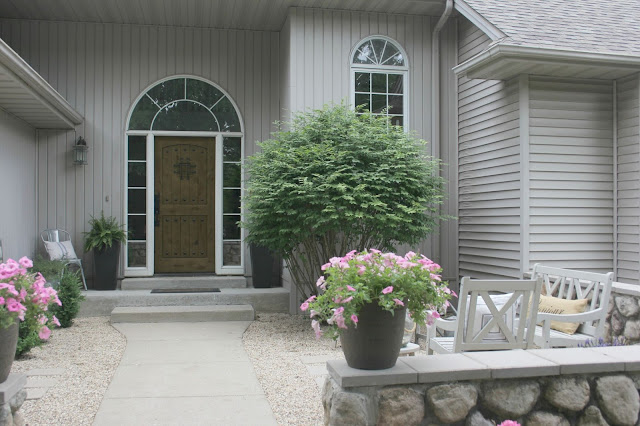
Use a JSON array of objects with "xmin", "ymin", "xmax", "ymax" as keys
[{"xmin": 83, "ymin": 212, "xmax": 127, "ymax": 252}]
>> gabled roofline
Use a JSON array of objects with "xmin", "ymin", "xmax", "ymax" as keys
[
  {"xmin": 454, "ymin": 0, "xmax": 506, "ymax": 41},
  {"xmin": 0, "ymin": 38, "xmax": 83, "ymax": 127},
  {"xmin": 453, "ymin": 43, "xmax": 640, "ymax": 77}
]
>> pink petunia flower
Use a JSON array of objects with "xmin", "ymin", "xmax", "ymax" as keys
[
  {"xmin": 393, "ymin": 298, "xmax": 404, "ymax": 306},
  {"xmin": 52, "ymin": 316, "xmax": 61, "ymax": 327},
  {"xmin": 498, "ymin": 421, "xmax": 520, "ymax": 426},
  {"xmin": 18, "ymin": 256, "xmax": 33, "ymax": 269},
  {"xmin": 300, "ymin": 302, "xmax": 309, "ymax": 311},
  {"xmin": 38, "ymin": 326, "xmax": 51, "ymax": 340},
  {"xmin": 347, "ymin": 285, "xmax": 356, "ymax": 292},
  {"xmin": 351, "ymin": 314, "xmax": 358, "ymax": 324},
  {"xmin": 311, "ymin": 320, "xmax": 323, "ymax": 339},
  {"xmin": 382, "ymin": 286, "xmax": 393, "ymax": 294}
]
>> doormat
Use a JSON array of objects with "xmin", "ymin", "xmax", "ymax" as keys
[{"xmin": 150, "ymin": 288, "xmax": 221, "ymax": 294}]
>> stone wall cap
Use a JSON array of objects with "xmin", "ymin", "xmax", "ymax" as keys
[
  {"xmin": 0, "ymin": 373, "xmax": 27, "ymax": 404},
  {"xmin": 403, "ymin": 353, "xmax": 491, "ymax": 383},
  {"xmin": 530, "ymin": 348, "xmax": 626, "ymax": 375},
  {"xmin": 589, "ymin": 345, "xmax": 640, "ymax": 371},
  {"xmin": 326, "ymin": 359, "xmax": 417, "ymax": 388},
  {"xmin": 612, "ymin": 281, "xmax": 640, "ymax": 297},
  {"xmin": 464, "ymin": 349, "xmax": 560, "ymax": 379}
]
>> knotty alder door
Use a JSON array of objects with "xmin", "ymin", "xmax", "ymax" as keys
[{"xmin": 154, "ymin": 137, "xmax": 215, "ymax": 273}]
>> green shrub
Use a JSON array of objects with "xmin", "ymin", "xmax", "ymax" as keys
[
  {"xmin": 243, "ymin": 103, "xmax": 448, "ymax": 299},
  {"xmin": 32, "ymin": 256, "xmax": 66, "ymax": 283},
  {"xmin": 50, "ymin": 270, "xmax": 84, "ymax": 328},
  {"xmin": 16, "ymin": 319, "xmax": 45, "ymax": 356}
]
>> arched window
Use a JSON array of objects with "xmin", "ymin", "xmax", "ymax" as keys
[
  {"xmin": 128, "ymin": 77, "xmax": 241, "ymax": 132},
  {"xmin": 351, "ymin": 36, "xmax": 408, "ymax": 127}
]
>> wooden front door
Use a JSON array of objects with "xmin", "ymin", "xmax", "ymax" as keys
[{"xmin": 154, "ymin": 137, "xmax": 215, "ymax": 273}]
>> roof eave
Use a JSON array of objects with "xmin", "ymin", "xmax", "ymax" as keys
[
  {"xmin": 0, "ymin": 38, "xmax": 83, "ymax": 128},
  {"xmin": 454, "ymin": 0, "xmax": 506, "ymax": 41},
  {"xmin": 453, "ymin": 43, "xmax": 640, "ymax": 79}
]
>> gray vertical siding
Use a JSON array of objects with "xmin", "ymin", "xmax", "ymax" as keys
[
  {"xmin": 457, "ymin": 18, "xmax": 522, "ymax": 279},
  {"xmin": 0, "ymin": 109, "xmax": 37, "ymax": 260},
  {"xmin": 0, "ymin": 19, "xmax": 280, "ymax": 275},
  {"xmin": 616, "ymin": 74, "xmax": 640, "ymax": 284},
  {"xmin": 285, "ymin": 7, "xmax": 433, "ymax": 153},
  {"xmin": 528, "ymin": 77, "xmax": 614, "ymax": 272}
]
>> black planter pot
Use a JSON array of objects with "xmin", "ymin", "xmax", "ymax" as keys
[
  {"xmin": 250, "ymin": 244, "xmax": 282, "ymax": 288},
  {"xmin": 0, "ymin": 322, "xmax": 18, "ymax": 383},
  {"xmin": 340, "ymin": 302, "xmax": 407, "ymax": 370},
  {"xmin": 93, "ymin": 244, "xmax": 121, "ymax": 290}
]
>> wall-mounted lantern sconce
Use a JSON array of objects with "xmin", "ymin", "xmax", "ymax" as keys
[{"xmin": 72, "ymin": 137, "xmax": 88, "ymax": 165}]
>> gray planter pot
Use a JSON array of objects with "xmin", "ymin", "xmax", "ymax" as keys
[
  {"xmin": 339, "ymin": 302, "xmax": 406, "ymax": 370},
  {"xmin": 0, "ymin": 322, "xmax": 18, "ymax": 383}
]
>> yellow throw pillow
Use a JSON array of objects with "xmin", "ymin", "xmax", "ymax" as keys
[{"xmin": 537, "ymin": 295, "xmax": 589, "ymax": 335}]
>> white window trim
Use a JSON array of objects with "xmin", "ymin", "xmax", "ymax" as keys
[
  {"xmin": 349, "ymin": 36, "xmax": 410, "ymax": 130},
  {"xmin": 123, "ymin": 75, "xmax": 245, "ymax": 277}
]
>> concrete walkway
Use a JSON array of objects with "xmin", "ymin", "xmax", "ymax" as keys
[{"xmin": 93, "ymin": 321, "xmax": 278, "ymax": 426}]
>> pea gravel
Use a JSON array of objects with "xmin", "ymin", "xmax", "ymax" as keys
[
  {"xmin": 242, "ymin": 313, "xmax": 344, "ymax": 426},
  {"xmin": 11, "ymin": 317, "xmax": 126, "ymax": 426}
]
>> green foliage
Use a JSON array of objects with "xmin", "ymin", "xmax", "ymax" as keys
[
  {"xmin": 243, "ymin": 103, "xmax": 448, "ymax": 299},
  {"xmin": 83, "ymin": 211, "xmax": 127, "ymax": 252},
  {"xmin": 50, "ymin": 270, "xmax": 84, "ymax": 328},
  {"xmin": 31, "ymin": 256, "xmax": 66, "ymax": 282},
  {"xmin": 16, "ymin": 318, "xmax": 44, "ymax": 356}
]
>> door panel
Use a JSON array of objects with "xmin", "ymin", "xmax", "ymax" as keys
[{"xmin": 154, "ymin": 137, "xmax": 215, "ymax": 272}]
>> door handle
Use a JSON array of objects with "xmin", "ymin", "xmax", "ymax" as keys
[{"xmin": 154, "ymin": 194, "xmax": 160, "ymax": 227}]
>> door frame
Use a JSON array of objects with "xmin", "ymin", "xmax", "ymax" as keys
[{"xmin": 124, "ymin": 130, "xmax": 245, "ymax": 277}]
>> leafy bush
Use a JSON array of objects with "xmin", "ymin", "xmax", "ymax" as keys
[
  {"xmin": 50, "ymin": 270, "xmax": 84, "ymax": 328},
  {"xmin": 31, "ymin": 258, "xmax": 84, "ymax": 328},
  {"xmin": 243, "ymin": 103, "xmax": 448, "ymax": 299}
]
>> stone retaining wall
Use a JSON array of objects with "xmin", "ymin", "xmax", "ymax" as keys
[
  {"xmin": 324, "ymin": 346, "xmax": 640, "ymax": 425},
  {"xmin": 0, "ymin": 374, "xmax": 26, "ymax": 426},
  {"xmin": 607, "ymin": 282, "xmax": 640, "ymax": 344}
]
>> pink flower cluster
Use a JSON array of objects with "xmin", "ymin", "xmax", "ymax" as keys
[{"xmin": 0, "ymin": 257, "xmax": 61, "ymax": 340}]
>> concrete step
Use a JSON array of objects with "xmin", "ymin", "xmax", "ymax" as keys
[
  {"xmin": 110, "ymin": 304, "xmax": 255, "ymax": 323},
  {"xmin": 121, "ymin": 276, "xmax": 247, "ymax": 290},
  {"xmin": 79, "ymin": 287, "xmax": 289, "ymax": 317}
]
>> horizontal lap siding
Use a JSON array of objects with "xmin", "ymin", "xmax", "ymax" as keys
[
  {"xmin": 528, "ymin": 77, "xmax": 614, "ymax": 273},
  {"xmin": 0, "ymin": 19, "xmax": 280, "ymax": 275},
  {"xmin": 616, "ymin": 74, "xmax": 640, "ymax": 284},
  {"xmin": 458, "ymin": 18, "xmax": 521, "ymax": 279}
]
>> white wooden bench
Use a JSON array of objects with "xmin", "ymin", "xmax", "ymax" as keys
[
  {"xmin": 427, "ymin": 277, "xmax": 542, "ymax": 354},
  {"xmin": 530, "ymin": 264, "xmax": 614, "ymax": 348}
]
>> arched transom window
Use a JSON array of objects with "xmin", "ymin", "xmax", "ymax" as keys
[
  {"xmin": 351, "ymin": 37, "xmax": 408, "ymax": 127},
  {"xmin": 128, "ymin": 77, "xmax": 241, "ymax": 132}
]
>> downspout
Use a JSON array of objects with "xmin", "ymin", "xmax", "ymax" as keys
[{"xmin": 431, "ymin": 0, "xmax": 454, "ymax": 261}]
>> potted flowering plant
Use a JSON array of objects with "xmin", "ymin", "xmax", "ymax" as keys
[
  {"xmin": 0, "ymin": 257, "xmax": 61, "ymax": 382},
  {"xmin": 302, "ymin": 249, "xmax": 453, "ymax": 369}
]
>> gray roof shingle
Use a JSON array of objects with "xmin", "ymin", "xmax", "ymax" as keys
[{"xmin": 461, "ymin": 0, "xmax": 640, "ymax": 57}]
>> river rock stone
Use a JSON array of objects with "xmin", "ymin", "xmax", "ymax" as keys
[
  {"xmin": 465, "ymin": 410, "xmax": 493, "ymax": 426},
  {"xmin": 322, "ymin": 377, "xmax": 338, "ymax": 425},
  {"xmin": 611, "ymin": 311, "xmax": 625, "ymax": 335},
  {"xmin": 329, "ymin": 392, "xmax": 368, "ymax": 426},
  {"xmin": 8, "ymin": 390, "xmax": 26, "ymax": 414},
  {"xmin": 623, "ymin": 319, "xmax": 640, "ymax": 340},
  {"xmin": 577, "ymin": 406, "xmax": 609, "ymax": 426},
  {"xmin": 596, "ymin": 376, "xmax": 640, "ymax": 426},
  {"xmin": 11, "ymin": 411, "xmax": 25, "ymax": 426},
  {"xmin": 544, "ymin": 377, "xmax": 590, "ymax": 411},
  {"xmin": 482, "ymin": 380, "xmax": 540, "ymax": 418},
  {"xmin": 426, "ymin": 383, "xmax": 477, "ymax": 424},
  {"xmin": 528, "ymin": 411, "xmax": 570, "ymax": 426},
  {"xmin": 0, "ymin": 404, "xmax": 11, "ymax": 426},
  {"xmin": 377, "ymin": 387, "xmax": 423, "ymax": 426},
  {"xmin": 616, "ymin": 296, "xmax": 640, "ymax": 318}
]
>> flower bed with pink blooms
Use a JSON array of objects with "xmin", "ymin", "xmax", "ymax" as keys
[{"xmin": 1, "ymin": 257, "xmax": 61, "ymax": 348}]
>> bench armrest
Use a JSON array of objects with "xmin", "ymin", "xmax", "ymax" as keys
[{"xmin": 536, "ymin": 308, "xmax": 604, "ymax": 324}]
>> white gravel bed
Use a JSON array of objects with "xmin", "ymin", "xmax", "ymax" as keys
[
  {"xmin": 11, "ymin": 317, "xmax": 126, "ymax": 426},
  {"xmin": 242, "ymin": 313, "xmax": 344, "ymax": 426}
]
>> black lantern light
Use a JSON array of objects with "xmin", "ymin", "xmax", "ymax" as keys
[{"xmin": 72, "ymin": 136, "xmax": 88, "ymax": 165}]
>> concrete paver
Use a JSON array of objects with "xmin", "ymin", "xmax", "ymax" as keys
[{"xmin": 93, "ymin": 321, "xmax": 277, "ymax": 426}]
